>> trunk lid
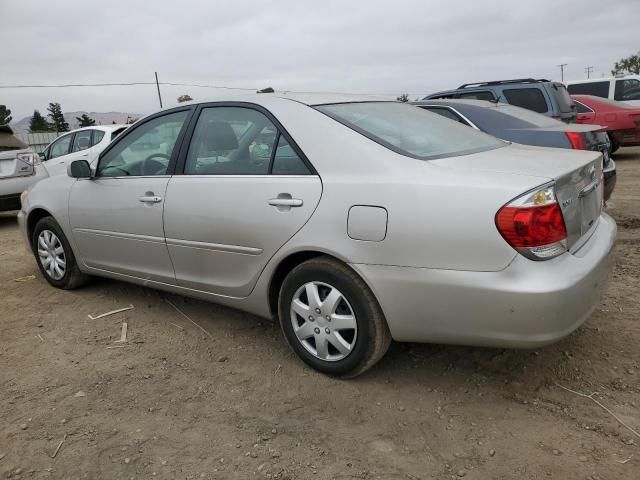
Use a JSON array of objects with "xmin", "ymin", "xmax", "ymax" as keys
[
  {"xmin": 431, "ymin": 143, "xmax": 603, "ymax": 250},
  {"xmin": 0, "ymin": 148, "xmax": 36, "ymax": 179}
]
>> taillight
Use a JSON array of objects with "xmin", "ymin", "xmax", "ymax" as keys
[
  {"xmin": 566, "ymin": 131, "xmax": 587, "ymax": 150},
  {"xmin": 495, "ymin": 184, "xmax": 568, "ymax": 261}
]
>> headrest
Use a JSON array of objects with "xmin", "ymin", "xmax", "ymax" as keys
[{"xmin": 199, "ymin": 121, "xmax": 238, "ymax": 151}]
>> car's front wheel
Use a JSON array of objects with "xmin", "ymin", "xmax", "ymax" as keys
[
  {"xmin": 278, "ymin": 256, "xmax": 391, "ymax": 378},
  {"xmin": 32, "ymin": 216, "xmax": 89, "ymax": 289}
]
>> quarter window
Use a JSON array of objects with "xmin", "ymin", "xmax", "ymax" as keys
[
  {"xmin": 614, "ymin": 79, "xmax": 640, "ymax": 101},
  {"xmin": 97, "ymin": 110, "xmax": 188, "ymax": 177},
  {"xmin": 271, "ymin": 135, "xmax": 311, "ymax": 175},
  {"xmin": 457, "ymin": 91, "xmax": 495, "ymax": 101},
  {"xmin": 48, "ymin": 135, "xmax": 72, "ymax": 159},
  {"xmin": 185, "ymin": 107, "xmax": 279, "ymax": 175},
  {"xmin": 574, "ymin": 101, "xmax": 593, "ymax": 114},
  {"xmin": 72, "ymin": 130, "xmax": 92, "ymax": 152},
  {"xmin": 502, "ymin": 88, "xmax": 548, "ymax": 113},
  {"xmin": 567, "ymin": 81, "xmax": 610, "ymax": 98}
]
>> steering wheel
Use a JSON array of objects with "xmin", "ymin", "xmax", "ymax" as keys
[{"xmin": 141, "ymin": 153, "xmax": 170, "ymax": 175}]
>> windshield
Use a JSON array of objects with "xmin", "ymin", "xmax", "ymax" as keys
[{"xmin": 316, "ymin": 102, "xmax": 505, "ymax": 160}]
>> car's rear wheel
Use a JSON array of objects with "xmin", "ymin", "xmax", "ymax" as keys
[
  {"xmin": 278, "ymin": 256, "xmax": 391, "ymax": 378},
  {"xmin": 32, "ymin": 216, "xmax": 89, "ymax": 289}
]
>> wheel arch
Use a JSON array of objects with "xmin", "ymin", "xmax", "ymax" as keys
[
  {"xmin": 26, "ymin": 208, "xmax": 54, "ymax": 250},
  {"xmin": 268, "ymin": 250, "xmax": 361, "ymax": 318}
]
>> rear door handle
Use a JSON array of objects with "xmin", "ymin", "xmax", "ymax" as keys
[
  {"xmin": 268, "ymin": 198, "xmax": 303, "ymax": 207},
  {"xmin": 138, "ymin": 195, "xmax": 162, "ymax": 203}
]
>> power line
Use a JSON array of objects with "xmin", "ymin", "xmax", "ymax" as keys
[{"xmin": 584, "ymin": 66, "xmax": 594, "ymax": 79}]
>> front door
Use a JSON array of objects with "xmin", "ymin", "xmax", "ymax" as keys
[
  {"xmin": 43, "ymin": 132, "xmax": 74, "ymax": 176},
  {"xmin": 163, "ymin": 105, "xmax": 322, "ymax": 297},
  {"xmin": 68, "ymin": 109, "xmax": 191, "ymax": 283}
]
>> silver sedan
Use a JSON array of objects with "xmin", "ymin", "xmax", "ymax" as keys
[{"xmin": 18, "ymin": 94, "xmax": 616, "ymax": 377}]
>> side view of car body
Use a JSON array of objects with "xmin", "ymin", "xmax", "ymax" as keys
[
  {"xmin": 40, "ymin": 124, "xmax": 128, "ymax": 177},
  {"xmin": 425, "ymin": 78, "xmax": 576, "ymax": 123},
  {"xmin": 0, "ymin": 125, "xmax": 48, "ymax": 212},
  {"xmin": 18, "ymin": 95, "xmax": 616, "ymax": 377},
  {"xmin": 572, "ymin": 94, "xmax": 640, "ymax": 152},
  {"xmin": 412, "ymin": 99, "xmax": 616, "ymax": 201},
  {"xmin": 567, "ymin": 75, "xmax": 640, "ymax": 107}
]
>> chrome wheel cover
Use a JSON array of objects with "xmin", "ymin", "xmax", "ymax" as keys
[
  {"xmin": 290, "ymin": 281, "xmax": 358, "ymax": 362},
  {"xmin": 37, "ymin": 230, "xmax": 66, "ymax": 280}
]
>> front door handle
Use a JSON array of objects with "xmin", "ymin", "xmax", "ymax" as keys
[
  {"xmin": 138, "ymin": 195, "xmax": 162, "ymax": 204},
  {"xmin": 268, "ymin": 198, "xmax": 303, "ymax": 207}
]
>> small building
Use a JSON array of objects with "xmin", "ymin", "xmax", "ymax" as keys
[{"xmin": 15, "ymin": 132, "xmax": 62, "ymax": 153}]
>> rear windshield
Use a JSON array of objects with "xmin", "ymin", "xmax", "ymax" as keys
[{"xmin": 315, "ymin": 102, "xmax": 505, "ymax": 160}]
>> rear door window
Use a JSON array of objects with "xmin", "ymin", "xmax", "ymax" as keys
[
  {"xmin": 574, "ymin": 101, "xmax": 593, "ymax": 114},
  {"xmin": 420, "ymin": 107, "xmax": 468, "ymax": 124},
  {"xmin": 457, "ymin": 91, "xmax": 495, "ymax": 101},
  {"xmin": 72, "ymin": 130, "xmax": 93, "ymax": 152},
  {"xmin": 567, "ymin": 81, "xmax": 610, "ymax": 98},
  {"xmin": 614, "ymin": 79, "xmax": 640, "ymax": 101},
  {"xmin": 92, "ymin": 130, "xmax": 105, "ymax": 146},
  {"xmin": 502, "ymin": 88, "xmax": 549, "ymax": 113},
  {"xmin": 271, "ymin": 135, "xmax": 311, "ymax": 175}
]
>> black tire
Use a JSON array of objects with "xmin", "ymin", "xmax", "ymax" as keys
[
  {"xmin": 32, "ymin": 216, "xmax": 90, "ymax": 289},
  {"xmin": 278, "ymin": 256, "xmax": 391, "ymax": 378},
  {"xmin": 608, "ymin": 133, "xmax": 619, "ymax": 154}
]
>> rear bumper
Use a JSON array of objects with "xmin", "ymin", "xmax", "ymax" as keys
[
  {"xmin": 352, "ymin": 213, "xmax": 616, "ymax": 348},
  {"xmin": 0, "ymin": 167, "xmax": 48, "ymax": 211}
]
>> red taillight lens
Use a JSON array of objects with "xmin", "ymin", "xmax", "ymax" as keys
[
  {"xmin": 566, "ymin": 131, "xmax": 587, "ymax": 150},
  {"xmin": 496, "ymin": 203, "xmax": 567, "ymax": 247},
  {"xmin": 495, "ymin": 185, "xmax": 568, "ymax": 260}
]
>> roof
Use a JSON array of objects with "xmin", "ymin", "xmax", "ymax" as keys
[
  {"xmin": 566, "ymin": 74, "xmax": 640, "ymax": 84},
  {"xmin": 413, "ymin": 98, "xmax": 500, "ymax": 108},
  {"xmin": 166, "ymin": 92, "xmax": 394, "ymax": 109}
]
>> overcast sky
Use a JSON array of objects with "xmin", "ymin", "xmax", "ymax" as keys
[{"xmin": 2, "ymin": 0, "xmax": 637, "ymax": 121}]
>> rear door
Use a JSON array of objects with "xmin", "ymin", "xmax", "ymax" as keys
[
  {"xmin": 163, "ymin": 104, "xmax": 322, "ymax": 298},
  {"xmin": 68, "ymin": 109, "xmax": 192, "ymax": 283}
]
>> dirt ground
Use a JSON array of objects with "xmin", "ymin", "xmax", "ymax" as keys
[{"xmin": 1, "ymin": 148, "xmax": 639, "ymax": 480}]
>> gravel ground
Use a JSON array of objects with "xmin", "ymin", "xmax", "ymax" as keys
[{"xmin": 1, "ymin": 148, "xmax": 639, "ymax": 480}]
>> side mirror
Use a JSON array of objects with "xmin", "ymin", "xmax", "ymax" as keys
[
  {"xmin": 67, "ymin": 159, "xmax": 92, "ymax": 179},
  {"xmin": 39, "ymin": 152, "xmax": 47, "ymax": 161}
]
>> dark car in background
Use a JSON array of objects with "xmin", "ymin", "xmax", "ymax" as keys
[
  {"xmin": 424, "ymin": 78, "xmax": 577, "ymax": 123},
  {"xmin": 572, "ymin": 94, "xmax": 640, "ymax": 152},
  {"xmin": 412, "ymin": 99, "xmax": 616, "ymax": 200}
]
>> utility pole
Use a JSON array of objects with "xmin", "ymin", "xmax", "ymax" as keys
[
  {"xmin": 584, "ymin": 66, "xmax": 594, "ymax": 79},
  {"xmin": 155, "ymin": 72, "xmax": 163, "ymax": 108},
  {"xmin": 557, "ymin": 63, "xmax": 568, "ymax": 82}
]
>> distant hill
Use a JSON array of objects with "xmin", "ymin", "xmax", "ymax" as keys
[{"xmin": 10, "ymin": 111, "xmax": 144, "ymax": 134}]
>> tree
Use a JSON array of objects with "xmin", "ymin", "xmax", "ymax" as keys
[
  {"xmin": 47, "ymin": 102, "xmax": 69, "ymax": 132},
  {"xmin": 396, "ymin": 93, "xmax": 410, "ymax": 102},
  {"xmin": 0, "ymin": 105, "xmax": 12, "ymax": 124},
  {"xmin": 177, "ymin": 94, "xmax": 193, "ymax": 103},
  {"xmin": 612, "ymin": 51, "xmax": 640, "ymax": 75},
  {"xmin": 76, "ymin": 113, "xmax": 96, "ymax": 127},
  {"xmin": 257, "ymin": 87, "xmax": 274, "ymax": 93},
  {"xmin": 29, "ymin": 110, "xmax": 51, "ymax": 132}
]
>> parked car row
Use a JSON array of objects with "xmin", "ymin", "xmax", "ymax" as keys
[
  {"xmin": 0, "ymin": 124, "xmax": 127, "ymax": 212},
  {"xmin": 18, "ymin": 92, "xmax": 616, "ymax": 377}
]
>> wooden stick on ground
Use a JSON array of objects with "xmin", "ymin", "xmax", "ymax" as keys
[
  {"xmin": 556, "ymin": 383, "xmax": 640, "ymax": 440},
  {"xmin": 88, "ymin": 305, "xmax": 134, "ymax": 320},
  {"xmin": 164, "ymin": 298, "xmax": 213, "ymax": 340},
  {"xmin": 51, "ymin": 434, "xmax": 67, "ymax": 458}
]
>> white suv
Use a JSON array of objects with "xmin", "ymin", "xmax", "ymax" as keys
[
  {"xmin": 567, "ymin": 74, "xmax": 640, "ymax": 106},
  {"xmin": 40, "ymin": 125, "xmax": 128, "ymax": 176}
]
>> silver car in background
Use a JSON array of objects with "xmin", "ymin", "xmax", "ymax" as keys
[
  {"xmin": 0, "ymin": 125, "xmax": 47, "ymax": 212},
  {"xmin": 18, "ymin": 94, "xmax": 616, "ymax": 377}
]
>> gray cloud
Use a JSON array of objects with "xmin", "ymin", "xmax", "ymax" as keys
[{"xmin": 1, "ymin": 0, "xmax": 637, "ymax": 121}]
